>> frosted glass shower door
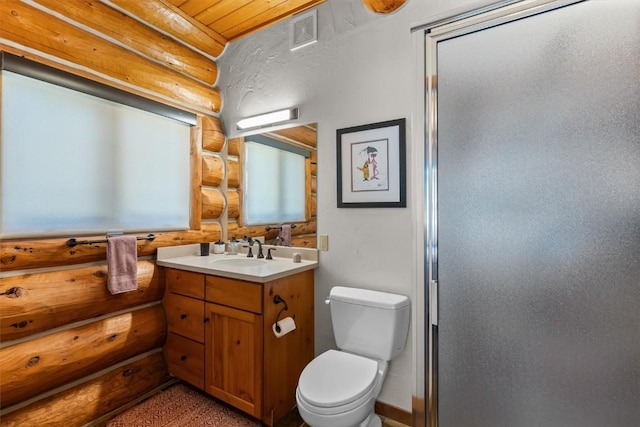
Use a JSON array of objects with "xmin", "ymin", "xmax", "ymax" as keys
[{"xmin": 434, "ymin": 2, "xmax": 640, "ymax": 426}]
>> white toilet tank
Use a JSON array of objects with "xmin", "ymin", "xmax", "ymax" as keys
[{"xmin": 330, "ymin": 286, "xmax": 410, "ymax": 361}]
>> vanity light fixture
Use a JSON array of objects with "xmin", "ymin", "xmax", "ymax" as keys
[{"xmin": 236, "ymin": 108, "xmax": 299, "ymax": 130}]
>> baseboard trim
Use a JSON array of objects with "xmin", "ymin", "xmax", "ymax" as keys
[{"xmin": 375, "ymin": 401, "xmax": 412, "ymax": 426}]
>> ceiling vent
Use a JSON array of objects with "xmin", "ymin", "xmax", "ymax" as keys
[{"xmin": 290, "ymin": 9, "xmax": 317, "ymax": 51}]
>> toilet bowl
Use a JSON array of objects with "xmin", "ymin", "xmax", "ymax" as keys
[
  {"xmin": 296, "ymin": 286, "xmax": 410, "ymax": 427},
  {"xmin": 296, "ymin": 350, "xmax": 388, "ymax": 427}
]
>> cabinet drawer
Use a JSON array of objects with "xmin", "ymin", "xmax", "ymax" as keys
[
  {"xmin": 164, "ymin": 293, "xmax": 205, "ymax": 343},
  {"xmin": 205, "ymin": 276, "xmax": 262, "ymax": 314},
  {"xmin": 166, "ymin": 268, "xmax": 205, "ymax": 299},
  {"xmin": 164, "ymin": 333, "xmax": 204, "ymax": 389}
]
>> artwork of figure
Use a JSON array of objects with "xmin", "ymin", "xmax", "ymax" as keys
[
  {"xmin": 369, "ymin": 152, "xmax": 378, "ymax": 180},
  {"xmin": 357, "ymin": 159, "xmax": 370, "ymax": 181},
  {"xmin": 350, "ymin": 139, "xmax": 388, "ymax": 192}
]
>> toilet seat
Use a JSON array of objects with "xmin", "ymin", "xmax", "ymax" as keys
[{"xmin": 298, "ymin": 350, "xmax": 378, "ymax": 408}]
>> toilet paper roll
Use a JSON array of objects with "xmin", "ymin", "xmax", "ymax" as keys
[{"xmin": 272, "ymin": 316, "xmax": 296, "ymax": 338}]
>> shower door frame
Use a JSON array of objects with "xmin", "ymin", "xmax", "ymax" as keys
[{"xmin": 410, "ymin": 1, "xmax": 588, "ymax": 426}]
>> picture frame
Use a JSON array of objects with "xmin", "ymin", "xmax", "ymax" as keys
[{"xmin": 336, "ymin": 118, "xmax": 406, "ymax": 208}]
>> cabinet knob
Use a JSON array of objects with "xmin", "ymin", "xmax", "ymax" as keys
[
  {"xmin": 180, "ymin": 314, "xmax": 187, "ymax": 320},
  {"xmin": 180, "ymin": 355, "xmax": 187, "ymax": 361},
  {"xmin": 204, "ymin": 317, "xmax": 210, "ymax": 323}
]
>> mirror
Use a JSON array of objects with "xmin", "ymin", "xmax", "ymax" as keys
[{"xmin": 229, "ymin": 123, "xmax": 317, "ymax": 248}]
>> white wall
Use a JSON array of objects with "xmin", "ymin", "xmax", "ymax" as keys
[{"xmin": 218, "ymin": 0, "xmax": 495, "ymax": 412}]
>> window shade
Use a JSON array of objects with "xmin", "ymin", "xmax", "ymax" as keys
[
  {"xmin": 1, "ymin": 71, "xmax": 191, "ymax": 237},
  {"xmin": 243, "ymin": 140, "xmax": 306, "ymax": 225}
]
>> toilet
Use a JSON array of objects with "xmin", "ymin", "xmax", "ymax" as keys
[{"xmin": 296, "ymin": 286, "xmax": 410, "ymax": 427}]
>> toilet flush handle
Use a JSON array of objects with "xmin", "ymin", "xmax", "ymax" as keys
[{"xmin": 325, "ymin": 297, "xmax": 331, "ymax": 305}]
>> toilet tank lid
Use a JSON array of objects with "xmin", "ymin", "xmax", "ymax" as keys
[{"xmin": 330, "ymin": 286, "xmax": 410, "ymax": 310}]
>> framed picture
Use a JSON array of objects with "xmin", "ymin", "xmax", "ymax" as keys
[{"xmin": 336, "ymin": 118, "xmax": 406, "ymax": 208}]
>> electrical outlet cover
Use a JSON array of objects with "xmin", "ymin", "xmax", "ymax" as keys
[{"xmin": 319, "ymin": 234, "xmax": 329, "ymax": 251}]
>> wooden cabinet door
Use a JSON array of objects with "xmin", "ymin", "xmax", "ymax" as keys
[{"xmin": 205, "ymin": 303, "xmax": 263, "ymax": 419}]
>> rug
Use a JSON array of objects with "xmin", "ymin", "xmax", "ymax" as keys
[{"xmin": 107, "ymin": 383, "xmax": 260, "ymax": 427}]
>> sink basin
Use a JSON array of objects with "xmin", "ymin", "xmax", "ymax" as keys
[{"xmin": 210, "ymin": 258, "xmax": 267, "ymax": 268}]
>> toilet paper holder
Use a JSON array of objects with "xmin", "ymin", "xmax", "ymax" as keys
[{"xmin": 273, "ymin": 295, "xmax": 289, "ymax": 333}]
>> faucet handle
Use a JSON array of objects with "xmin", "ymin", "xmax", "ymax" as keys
[
  {"xmin": 266, "ymin": 248, "xmax": 276, "ymax": 260},
  {"xmin": 243, "ymin": 245, "xmax": 254, "ymax": 257}
]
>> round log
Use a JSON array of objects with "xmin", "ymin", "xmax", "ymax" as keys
[
  {"xmin": 201, "ymin": 188, "xmax": 225, "ymax": 219},
  {"xmin": 0, "ymin": 305, "xmax": 166, "ymax": 407},
  {"xmin": 107, "ymin": 0, "xmax": 227, "ymax": 58},
  {"xmin": 362, "ymin": 0, "xmax": 407, "ymax": 14},
  {"xmin": 0, "ymin": 229, "xmax": 222, "ymax": 272},
  {"xmin": 202, "ymin": 116, "xmax": 225, "ymax": 152},
  {"xmin": 227, "ymin": 190, "xmax": 240, "ymax": 220},
  {"xmin": 0, "ymin": 352, "xmax": 170, "ymax": 426},
  {"xmin": 227, "ymin": 159, "xmax": 240, "ymax": 188},
  {"xmin": 229, "ymin": 219, "xmax": 316, "ymax": 244},
  {"xmin": 0, "ymin": 1, "xmax": 221, "ymax": 112},
  {"xmin": 0, "ymin": 261, "xmax": 165, "ymax": 342},
  {"xmin": 202, "ymin": 155, "xmax": 224, "ymax": 186},
  {"xmin": 227, "ymin": 137, "xmax": 242, "ymax": 157},
  {"xmin": 311, "ymin": 194, "xmax": 317, "ymax": 218},
  {"xmin": 310, "ymin": 150, "xmax": 317, "ymax": 176},
  {"xmin": 268, "ymin": 124, "xmax": 317, "ymax": 149},
  {"xmin": 291, "ymin": 235, "xmax": 317, "ymax": 249},
  {"xmin": 31, "ymin": 0, "xmax": 218, "ymax": 84}
]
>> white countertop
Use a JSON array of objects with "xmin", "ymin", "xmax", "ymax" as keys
[{"xmin": 157, "ymin": 244, "xmax": 318, "ymax": 283}]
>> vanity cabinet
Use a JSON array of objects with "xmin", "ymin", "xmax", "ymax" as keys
[{"xmin": 163, "ymin": 267, "xmax": 314, "ymax": 426}]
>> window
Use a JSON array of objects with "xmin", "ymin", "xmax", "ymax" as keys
[
  {"xmin": 0, "ymin": 55, "xmax": 194, "ymax": 238},
  {"xmin": 243, "ymin": 135, "xmax": 308, "ymax": 225}
]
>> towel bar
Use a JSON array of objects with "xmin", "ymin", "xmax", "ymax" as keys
[
  {"xmin": 66, "ymin": 234, "xmax": 155, "ymax": 247},
  {"xmin": 265, "ymin": 224, "xmax": 297, "ymax": 231}
]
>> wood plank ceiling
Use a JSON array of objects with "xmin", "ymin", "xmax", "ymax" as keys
[{"xmin": 111, "ymin": 0, "xmax": 326, "ymax": 57}]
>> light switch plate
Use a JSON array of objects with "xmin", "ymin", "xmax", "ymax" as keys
[{"xmin": 318, "ymin": 234, "xmax": 329, "ymax": 251}]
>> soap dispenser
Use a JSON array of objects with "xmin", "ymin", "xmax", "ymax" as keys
[
  {"xmin": 213, "ymin": 240, "xmax": 225, "ymax": 254},
  {"xmin": 228, "ymin": 237, "xmax": 239, "ymax": 255}
]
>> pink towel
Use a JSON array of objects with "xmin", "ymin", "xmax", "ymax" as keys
[
  {"xmin": 279, "ymin": 224, "xmax": 292, "ymax": 246},
  {"xmin": 107, "ymin": 235, "xmax": 138, "ymax": 294}
]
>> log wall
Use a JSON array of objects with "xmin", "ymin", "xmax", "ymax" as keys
[
  {"xmin": 0, "ymin": 2, "xmax": 319, "ymax": 424},
  {"xmin": 0, "ymin": 0, "xmax": 228, "ymax": 424}
]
